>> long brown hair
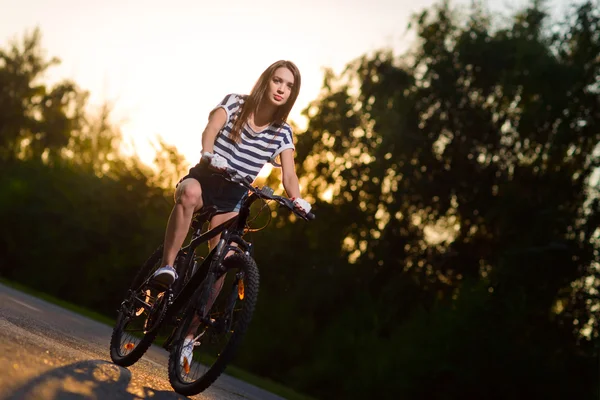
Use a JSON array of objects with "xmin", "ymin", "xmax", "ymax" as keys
[{"xmin": 230, "ymin": 60, "xmax": 301, "ymax": 142}]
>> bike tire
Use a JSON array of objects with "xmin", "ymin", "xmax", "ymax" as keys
[
  {"xmin": 109, "ymin": 245, "xmax": 166, "ymax": 367},
  {"xmin": 167, "ymin": 252, "xmax": 259, "ymax": 396}
]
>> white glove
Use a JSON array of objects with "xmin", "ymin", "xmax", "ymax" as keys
[
  {"xmin": 202, "ymin": 152, "xmax": 228, "ymax": 170},
  {"xmin": 292, "ymin": 197, "xmax": 311, "ymax": 214}
]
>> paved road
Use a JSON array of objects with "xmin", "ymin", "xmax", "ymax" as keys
[{"xmin": 0, "ymin": 282, "xmax": 285, "ymax": 400}]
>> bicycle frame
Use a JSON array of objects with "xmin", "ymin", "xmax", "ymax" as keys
[{"xmin": 111, "ymin": 166, "xmax": 314, "ymax": 371}]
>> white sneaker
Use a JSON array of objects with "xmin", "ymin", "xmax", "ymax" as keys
[
  {"xmin": 180, "ymin": 337, "xmax": 194, "ymax": 374},
  {"xmin": 151, "ymin": 265, "xmax": 178, "ymax": 289}
]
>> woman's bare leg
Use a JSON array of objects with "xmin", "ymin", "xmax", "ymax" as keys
[{"xmin": 162, "ymin": 179, "xmax": 204, "ymax": 267}]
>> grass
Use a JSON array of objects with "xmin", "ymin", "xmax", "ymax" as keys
[{"xmin": 0, "ymin": 277, "xmax": 316, "ymax": 400}]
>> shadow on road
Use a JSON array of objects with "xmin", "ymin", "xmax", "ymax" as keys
[{"xmin": 2, "ymin": 359, "xmax": 189, "ymax": 400}]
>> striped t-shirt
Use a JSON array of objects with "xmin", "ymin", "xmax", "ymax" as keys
[{"xmin": 210, "ymin": 93, "xmax": 295, "ymax": 181}]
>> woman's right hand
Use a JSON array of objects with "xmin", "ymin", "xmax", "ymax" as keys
[{"xmin": 201, "ymin": 152, "xmax": 228, "ymax": 171}]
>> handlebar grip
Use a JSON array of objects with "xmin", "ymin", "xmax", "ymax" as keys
[{"xmin": 305, "ymin": 212, "xmax": 316, "ymax": 220}]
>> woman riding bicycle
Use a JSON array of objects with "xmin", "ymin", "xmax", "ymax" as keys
[
  {"xmin": 149, "ymin": 60, "xmax": 311, "ymax": 363},
  {"xmin": 108, "ymin": 60, "xmax": 311, "ymax": 385}
]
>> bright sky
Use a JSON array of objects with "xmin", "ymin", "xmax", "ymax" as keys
[{"xmin": 1, "ymin": 0, "xmax": 572, "ymax": 169}]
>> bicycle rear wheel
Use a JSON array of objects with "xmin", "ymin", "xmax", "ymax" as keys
[
  {"xmin": 109, "ymin": 246, "xmax": 168, "ymax": 367},
  {"xmin": 167, "ymin": 253, "xmax": 259, "ymax": 396}
]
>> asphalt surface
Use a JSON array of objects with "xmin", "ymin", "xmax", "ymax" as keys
[{"xmin": 0, "ymin": 282, "xmax": 286, "ymax": 400}]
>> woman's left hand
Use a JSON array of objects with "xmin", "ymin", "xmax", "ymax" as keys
[{"xmin": 292, "ymin": 197, "xmax": 311, "ymax": 214}]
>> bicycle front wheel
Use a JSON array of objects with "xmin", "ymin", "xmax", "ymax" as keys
[{"xmin": 167, "ymin": 253, "xmax": 259, "ymax": 396}]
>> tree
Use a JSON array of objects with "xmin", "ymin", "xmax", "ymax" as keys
[
  {"xmin": 289, "ymin": 0, "xmax": 599, "ymax": 397},
  {"xmin": 0, "ymin": 28, "xmax": 86, "ymax": 163}
]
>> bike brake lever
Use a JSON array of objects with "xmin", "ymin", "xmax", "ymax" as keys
[{"xmin": 224, "ymin": 167, "xmax": 237, "ymax": 177}]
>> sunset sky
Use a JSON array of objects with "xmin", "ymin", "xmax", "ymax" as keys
[{"xmin": 2, "ymin": 0, "xmax": 570, "ymax": 170}]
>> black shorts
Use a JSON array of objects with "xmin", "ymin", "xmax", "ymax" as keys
[{"xmin": 178, "ymin": 163, "xmax": 247, "ymax": 213}]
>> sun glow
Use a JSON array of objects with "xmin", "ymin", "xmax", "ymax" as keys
[{"xmin": 1, "ymin": 0, "xmax": 461, "ymax": 170}]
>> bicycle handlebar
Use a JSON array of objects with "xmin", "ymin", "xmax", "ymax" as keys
[{"xmin": 212, "ymin": 166, "xmax": 315, "ymax": 221}]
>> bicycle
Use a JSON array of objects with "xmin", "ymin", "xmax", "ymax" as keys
[{"xmin": 109, "ymin": 165, "xmax": 315, "ymax": 396}]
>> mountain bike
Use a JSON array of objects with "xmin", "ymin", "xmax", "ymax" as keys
[{"xmin": 109, "ymin": 166, "xmax": 315, "ymax": 396}]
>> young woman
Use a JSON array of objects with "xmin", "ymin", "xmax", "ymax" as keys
[{"xmin": 151, "ymin": 60, "xmax": 311, "ymax": 294}]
